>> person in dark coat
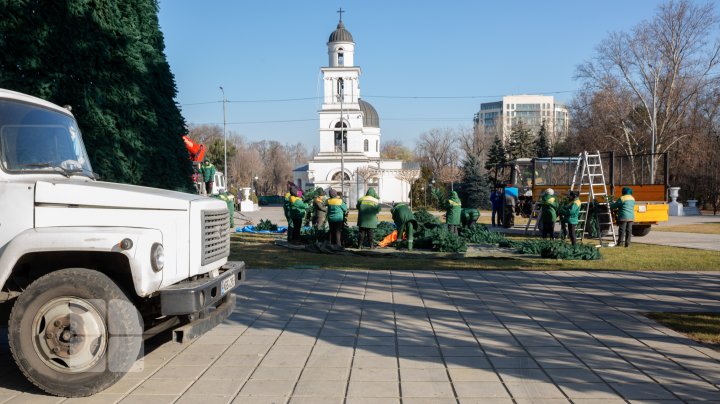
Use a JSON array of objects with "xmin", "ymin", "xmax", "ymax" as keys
[
  {"xmin": 490, "ymin": 186, "xmax": 503, "ymax": 227},
  {"xmin": 540, "ymin": 188, "xmax": 558, "ymax": 239},
  {"xmin": 325, "ymin": 188, "xmax": 347, "ymax": 246},
  {"xmin": 312, "ymin": 188, "xmax": 328, "ymax": 230},
  {"xmin": 356, "ymin": 188, "xmax": 381, "ymax": 249},
  {"xmin": 611, "ymin": 187, "xmax": 635, "ymax": 247},
  {"xmin": 391, "ymin": 202, "xmax": 418, "ymax": 250},
  {"xmin": 445, "ymin": 191, "xmax": 462, "ymax": 236}
]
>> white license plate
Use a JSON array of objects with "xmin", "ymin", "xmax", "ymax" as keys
[{"xmin": 220, "ymin": 274, "xmax": 236, "ymax": 295}]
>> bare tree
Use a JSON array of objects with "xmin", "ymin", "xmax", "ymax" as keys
[
  {"xmin": 414, "ymin": 128, "xmax": 460, "ymax": 174},
  {"xmin": 381, "ymin": 139, "xmax": 415, "ymax": 161},
  {"xmin": 576, "ymin": 0, "xmax": 720, "ymax": 181},
  {"xmin": 395, "ymin": 169, "xmax": 421, "ymax": 207}
]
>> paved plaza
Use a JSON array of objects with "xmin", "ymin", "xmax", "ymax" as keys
[{"xmin": 2, "ymin": 269, "xmax": 720, "ymax": 403}]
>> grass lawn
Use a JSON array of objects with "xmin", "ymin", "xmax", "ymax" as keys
[
  {"xmin": 654, "ymin": 223, "xmax": 720, "ymax": 235},
  {"xmin": 231, "ymin": 233, "xmax": 720, "ymax": 271},
  {"xmin": 646, "ymin": 312, "xmax": 720, "ymax": 349}
]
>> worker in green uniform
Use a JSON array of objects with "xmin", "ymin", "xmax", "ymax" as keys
[
  {"xmin": 283, "ymin": 189, "xmax": 292, "ymax": 242},
  {"xmin": 445, "ymin": 191, "xmax": 462, "ymax": 236},
  {"xmin": 611, "ymin": 187, "xmax": 635, "ymax": 247},
  {"xmin": 288, "ymin": 188, "xmax": 308, "ymax": 243},
  {"xmin": 461, "ymin": 207, "xmax": 480, "ymax": 229},
  {"xmin": 560, "ymin": 191, "xmax": 581, "ymax": 245},
  {"xmin": 199, "ymin": 159, "xmax": 216, "ymax": 195},
  {"xmin": 325, "ymin": 188, "xmax": 347, "ymax": 246},
  {"xmin": 391, "ymin": 202, "xmax": 418, "ymax": 250},
  {"xmin": 540, "ymin": 188, "xmax": 558, "ymax": 239},
  {"xmin": 356, "ymin": 188, "xmax": 381, "ymax": 249},
  {"xmin": 312, "ymin": 188, "xmax": 328, "ymax": 230}
]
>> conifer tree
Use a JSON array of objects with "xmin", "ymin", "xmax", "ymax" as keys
[
  {"xmin": 507, "ymin": 121, "xmax": 534, "ymax": 160},
  {"xmin": 485, "ymin": 135, "xmax": 507, "ymax": 170},
  {"xmin": 0, "ymin": 0, "xmax": 192, "ymax": 190},
  {"xmin": 459, "ymin": 154, "xmax": 491, "ymax": 209},
  {"xmin": 535, "ymin": 122, "xmax": 551, "ymax": 157}
]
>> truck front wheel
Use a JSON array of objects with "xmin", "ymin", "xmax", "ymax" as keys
[
  {"xmin": 631, "ymin": 225, "xmax": 652, "ymax": 237},
  {"xmin": 8, "ymin": 268, "xmax": 143, "ymax": 397}
]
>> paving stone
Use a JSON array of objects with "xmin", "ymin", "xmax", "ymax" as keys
[
  {"xmin": 557, "ymin": 382, "xmax": 621, "ymax": 399},
  {"xmin": 505, "ymin": 381, "xmax": 566, "ymax": 398},
  {"xmin": 133, "ymin": 378, "xmax": 194, "ymax": 395},
  {"xmin": 184, "ymin": 379, "xmax": 242, "ymax": 396},
  {"xmin": 298, "ymin": 367, "xmax": 350, "ymax": 381},
  {"xmin": 351, "ymin": 367, "xmax": 399, "ymax": 382},
  {"xmin": 609, "ymin": 382, "xmax": 678, "ymax": 400},
  {"xmin": 400, "ymin": 381, "xmax": 454, "ymax": 398},
  {"xmin": 119, "ymin": 395, "xmax": 178, "ymax": 404},
  {"xmin": 292, "ymin": 380, "xmax": 346, "ymax": 397},
  {"xmin": 238, "ymin": 379, "xmax": 297, "ymax": 397},
  {"xmin": 488, "ymin": 356, "xmax": 540, "ymax": 369},
  {"xmin": 448, "ymin": 367, "xmax": 502, "ymax": 382},
  {"xmin": 453, "ymin": 381, "xmax": 510, "ymax": 398},
  {"xmin": 545, "ymin": 368, "xmax": 603, "ymax": 383},
  {"xmin": 400, "ymin": 367, "xmax": 449, "ymax": 382},
  {"xmin": 251, "ymin": 366, "xmax": 304, "ymax": 380},
  {"xmin": 346, "ymin": 381, "xmax": 399, "ymax": 398}
]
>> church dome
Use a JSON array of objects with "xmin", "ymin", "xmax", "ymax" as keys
[
  {"xmin": 329, "ymin": 20, "xmax": 354, "ymax": 43},
  {"xmin": 359, "ymin": 99, "xmax": 379, "ymax": 128}
]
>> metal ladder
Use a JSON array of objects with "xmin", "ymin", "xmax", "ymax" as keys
[
  {"xmin": 570, "ymin": 151, "xmax": 617, "ymax": 247},
  {"xmin": 524, "ymin": 201, "xmax": 542, "ymax": 236}
]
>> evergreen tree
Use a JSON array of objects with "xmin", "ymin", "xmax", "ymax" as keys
[
  {"xmin": 535, "ymin": 122, "xmax": 551, "ymax": 157},
  {"xmin": 0, "ymin": 0, "xmax": 192, "ymax": 190},
  {"xmin": 485, "ymin": 135, "xmax": 507, "ymax": 170},
  {"xmin": 507, "ymin": 121, "xmax": 534, "ymax": 160},
  {"xmin": 458, "ymin": 154, "xmax": 491, "ymax": 209}
]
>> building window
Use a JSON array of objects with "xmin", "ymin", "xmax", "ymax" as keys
[
  {"xmin": 297, "ymin": 179, "xmax": 302, "ymax": 189},
  {"xmin": 337, "ymin": 78, "xmax": 344, "ymax": 102},
  {"xmin": 364, "ymin": 139, "xmax": 369, "ymax": 152},
  {"xmin": 334, "ymin": 122, "xmax": 347, "ymax": 152},
  {"xmin": 338, "ymin": 53, "xmax": 344, "ymax": 66},
  {"xmin": 376, "ymin": 140, "xmax": 379, "ymax": 152}
]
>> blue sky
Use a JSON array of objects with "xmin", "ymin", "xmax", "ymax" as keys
[{"xmin": 157, "ymin": 0, "xmax": 675, "ymax": 148}]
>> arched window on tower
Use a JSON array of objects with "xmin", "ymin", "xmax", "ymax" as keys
[
  {"xmin": 337, "ymin": 48, "xmax": 344, "ymax": 66},
  {"xmin": 363, "ymin": 139, "xmax": 369, "ymax": 152},
  {"xmin": 334, "ymin": 122, "xmax": 347, "ymax": 152},
  {"xmin": 337, "ymin": 78, "xmax": 344, "ymax": 102}
]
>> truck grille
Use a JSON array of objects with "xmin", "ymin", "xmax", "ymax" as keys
[{"xmin": 201, "ymin": 209, "xmax": 231, "ymax": 265}]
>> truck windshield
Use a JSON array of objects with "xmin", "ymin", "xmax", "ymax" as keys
[{"xmin": 0, "ymin": 99, "xmax": 94, "ymax": 178}]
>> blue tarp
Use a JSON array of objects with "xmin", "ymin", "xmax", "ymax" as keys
[{"xmin": 237, "ymin": 225, "xmax": 288, "ymax": 233}]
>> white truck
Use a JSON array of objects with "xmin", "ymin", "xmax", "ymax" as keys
[{"xmin": 0, "ymin": 89, "xmax": 245, "ymax": 397}]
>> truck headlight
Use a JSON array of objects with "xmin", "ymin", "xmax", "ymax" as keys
[{"xmin": 151, "ymin": 243, "xmax": 165, "ymax": 272}]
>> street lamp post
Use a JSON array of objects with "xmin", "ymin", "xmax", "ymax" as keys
[
  {"xmin": 421, "ymin": 186, "xmax": 426, "ymax": 207},
  {"xmin": 219, "ymin": 86, "xmax": 228, "ymax": 182},
  {"xmin": 339, "ymin": 81, "xmax": 346, "ymax": 203}
]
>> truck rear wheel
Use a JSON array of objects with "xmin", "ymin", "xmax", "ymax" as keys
[
  {"xmin": 8, "ymin": 268, "xmax": 142, "ymax": 397},
  {"xmin": 631, "ymin": 225, "xmax": 652, "ymax": 237}
]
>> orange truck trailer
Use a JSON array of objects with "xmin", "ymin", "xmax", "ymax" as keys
[{"xmin": 499, "ymin": 151, "xmax": 669, "ymax": 237}]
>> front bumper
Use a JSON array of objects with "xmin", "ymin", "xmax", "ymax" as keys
[{"xmin": 159, "ymin": 261, "xmax": 245, "ymax": 316}]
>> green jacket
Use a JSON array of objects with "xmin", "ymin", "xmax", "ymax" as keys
[
  {"xmin": 391, "ymin": 203, "xmax": 417, "ymax": 234},
  {"xmin": 356, "ymin": 188, "xmax": 381, "ymax": 229},
  {"xmin": 283, "ymin": 192, "xmax": 291, "ymax": 221},
  {"xmin": 561, "ymin": 198, "xmax": 581, "ymax": 225},
  {"xmin": 199, "ymin": 162, "xmax": 215, "ymax": 182},
  {"xmin": 541, "ymin": 193, "xmax": 559, "ymax": 225},
  {"xmin": 325, "ymin": 196, "xmax": 347, "ymax": 223},
  {"xmin": 445, "ymin": 191, "xmax": 462, "ymax": 226},
  {"xmin": 611, "ymin": 194, "xmax": 635, "ymax": 221},
  {"xmin": 461, "ymin": 208, "xmax": 480, "ymax": 226},
  {"xmin": 288, "ymin": 195, "xmax": 308, "ymax": 221}
]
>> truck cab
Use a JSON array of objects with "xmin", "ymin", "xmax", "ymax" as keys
[{"xmin": 0, "ymin": 89, "xmax": 245, "ymax": 397}]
